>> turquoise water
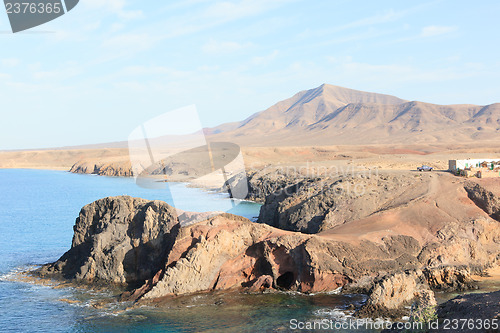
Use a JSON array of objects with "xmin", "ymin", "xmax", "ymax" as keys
[{"xmin": 0, "ymin": 169, "xmax": 368, "ymax": 332}]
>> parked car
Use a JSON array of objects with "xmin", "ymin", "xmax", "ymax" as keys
[{"xmin": 417, "ymin": 165, "xmax": 433, "ymax": 172}]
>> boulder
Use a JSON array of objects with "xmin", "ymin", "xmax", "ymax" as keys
[
  {"xmin": 358, "ymin": 270, "xmax": 437, "ymax": 319},
  {"xmin": 423, "ymin": 266, "xmax": 478, "ymax": 291},
  {"xmin": 37, "ymin": 196, "xmax": 180, "ymax": 286},
  {"xmin": 465, "ymin": 181, "xmax": 500, "ymax": 221}
]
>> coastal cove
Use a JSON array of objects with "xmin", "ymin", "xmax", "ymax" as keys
[
  {"xmin": 0, "ymin": 169, "xmax": 365, "ymax": 332},
  {"xmin": 1, "ymin": 169, "xmax": 499, "ymax": 332}
]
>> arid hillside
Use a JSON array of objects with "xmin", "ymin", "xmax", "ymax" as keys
[
  {"xmin": 1, "ymin": 84, "xmax": 499, "ymax": 174},
  {"xmin": 207, "ymin": 84, "xmax": 500, "ymax": 146}
]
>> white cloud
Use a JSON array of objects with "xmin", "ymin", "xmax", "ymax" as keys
[
  {"xmin": 387, "ymin": 25, "xmax": 459, "ymax": 44},
  {"xmin": 200, "ymin": 0, "xmax": 292, "ymax": 21},
  {"xmin": 110, "ymin": 23, "xmax": 125, "ymax": 33},
  {"xmin": 202, "ymin": 39, "xmax": 253, "ymax": 55},
  {"xmin": 252, "ymin": 50, "xmax": 279, "ymax": 65},
  {"xmin": 420, "ymin": 25, "xmax": 458, "ymax": 37},
  {"xmin": 325, "ymin": 57, "xmax": 480, "ymax": 84},
  {"xmin": 118, "ymin": 66, "xmax": 191, "ymax": 79},
  {"xmin": 81, "ymin": 0, "xmax": 293, "ymax": 65},
  {"xmin": 297, "ymin": 7, "xmax": 412, "ymax": 40},
  {"xmin": 83, "ymin": 0, "xmax": 143, "ymax": 20},
  {"xmin": 148, "ymin": 0, "xmax": 295, "ymax": 41},
  {"xmin": 197, "ymin": 65, "xmax": 220, "ymax": 72},
  {"xmin": 82, "ymin": 21, "xmax": 102, "ymax": 32},
  {"xmin": 337, "ymin": 9, "xmax": 404, "ymax": 31},
  {"xmin": 1, "ymin": 58, "xmax": 20, "ymax": 67},
  {"xmin": 100, "ymin": 33, "xmax": 160, "ymax": 57},
  {"xmin": 32, "ymin": 66, "xmax": 82, "ymax": 81}
]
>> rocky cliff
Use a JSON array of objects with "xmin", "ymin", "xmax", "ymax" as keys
[
  {"xmin": 37, "ymin": 196, "xmax": 180, "ymax": 286},
  {"xmin": 465, "ymin": 181, "xmax": 500, "ymax": 221},
  {"xmin": 38, "ymin": 196, "xmax": 434, "ymax": 298},
  {"xmin": 224, "ymin": 168, "xmax": 306, "ymax": 203},
  {"xmin": 242, "ymin": 172, "xmax": 500, "ymax": 260},
  {"xmin": 36, "ymin": 173, "xmax": 500, "ymax": 318},
  {"xmin": 227, "ymin": 170, "xmax": 500, "ymax": 316},
  {"xmin": 70, "ymin": 161, "xmax": 133, "ymax": 177},
  {"xmin": 256, "ymin": 171, "xmax": 430, "ymax": 234}
]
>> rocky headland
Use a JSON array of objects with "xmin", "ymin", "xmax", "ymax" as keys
[
  {"xmin": 34, "ymin": 170, "xmax": 500, "ymax": 319},
  {"xmin": 69, "ymin": 160, "xmax": 133, "ymax": 177}
]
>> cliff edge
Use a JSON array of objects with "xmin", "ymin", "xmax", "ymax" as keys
[{"xmin": 35, "ymin": 178, "xmax": 500, "ymax": 317}]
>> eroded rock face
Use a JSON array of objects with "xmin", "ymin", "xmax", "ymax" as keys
[
  {"xmin": 133, "ymin": 216, "xmax": 438, "ymax": 300},
  {"xmin": 224, "ymin": 169, "xmax": 305, "ymax": 203},
  {"xmin": 417, "ymin": 217, "xmax": 500, "ymax": 269},
  {"xmin": 423, "ymin": 266, "xmax": 478, "ymax": 291},
  {"xmin": 222, "ymin": 172, "xmax": 500, "ymax": 319},
  {"xmin": 256, "ymin": 172, "xmax": 430, "ymax": 234},
  {"xmin": 141, "ymin": 215, "xmax": 355, "ymax": 298},
  {"xmin": 37, "ymin": 196, "xmax": 435, "ymax": 301},
  {"xmin": 35, "ymin": 189, "xmax": 500, "ymax": 321},
  {"xmin": 70, "ymin": 161, "xmax": 133, "ymax": 177},
  {"xmin": 358, "ymin": 270, "xmax": 437, "ymax": 319},
  {"xmin": 37, "ymin": 196, "xmax": 180, "ymax": 286},
  {"xmin": 465, "ymin": 181, "xmax": 500, "ymax": 221},
  {"xmin": 367, "ymin": 271, "xmax": 423, "ymax": 310}
]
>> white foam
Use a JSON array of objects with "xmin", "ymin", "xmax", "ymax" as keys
[
  {"xmin": 0, "ymin": 271, "xmax": 16, "ymax": 281},
  {"xmin": 309, "ymin": 286, "xmax": 342, "ymax": 296},
  {"xmin": 314, "ymin": 308, "xmax": 354, "ymax": 322},
  {"xmin": 0, "ymin": 265, "xmax": 39, "ymax": 282}
]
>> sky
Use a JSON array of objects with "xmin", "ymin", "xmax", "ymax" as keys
[{"xmin": 0, "ymin": 0, "xmax": 499, "ymax": 149}]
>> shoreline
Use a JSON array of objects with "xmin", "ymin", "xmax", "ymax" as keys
[
  {"xmin": 5, "ymin": 256, "xmax": 499, "ymax": 325},
  {"xmin": 4, "ymin": 261, "xmax": 498, "ymax": 324},
  {"xmin": 0, "ymin": 162, "xmax": 498, "ymax": 320},
  {"xmin": 32, "ymin": 182, "xmax": 500, "ymax": 321}
]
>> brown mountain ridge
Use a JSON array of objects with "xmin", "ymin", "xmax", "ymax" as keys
[{"xmin": 206, "ymin": 84, "xmax": 500, "ymax": 146}]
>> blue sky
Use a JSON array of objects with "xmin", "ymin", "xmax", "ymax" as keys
[{"xmin": 1, "ymin": 0, "xmax": 499, "ymax": 149}]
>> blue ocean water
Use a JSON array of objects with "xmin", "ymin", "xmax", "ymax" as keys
[{"xmin": 0, "ymin": 169, "xmax": 368, "ymax": 332}]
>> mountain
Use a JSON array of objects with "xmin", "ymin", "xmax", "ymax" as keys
[{"xmin": 206, "ymin": 84, "xmax": 500, "ymax": 146}]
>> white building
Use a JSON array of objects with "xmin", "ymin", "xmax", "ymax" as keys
[{"xmin": 449, "ymin": 159, "xmax": 499, "ymax": 172}]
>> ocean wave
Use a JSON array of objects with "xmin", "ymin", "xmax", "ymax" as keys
[
  {"xmin": 264, "ymin": 286, "xmax": 344, "ymax": 297},
  {"xmin": 314, "ymin": 307, "xmax": 354, "ymax": 321},
  {"xmin": 308, "ymin": 286, "xmax": 343, "ymax": 296},
  {"xmin": 0, "ymin": 271, "xmax": 17, "ymax": 282},
  {"xmin": 314, "ymin": 307, "xmax": 393, "ymax": 326},
  {"xmin": 0, "ymin": 265, "xmax": 39, "ymax": 282}
]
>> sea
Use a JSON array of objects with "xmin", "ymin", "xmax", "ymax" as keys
[{"xmin": 0, "ymin": 169, "xmax": 497, "ymax": 332}]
